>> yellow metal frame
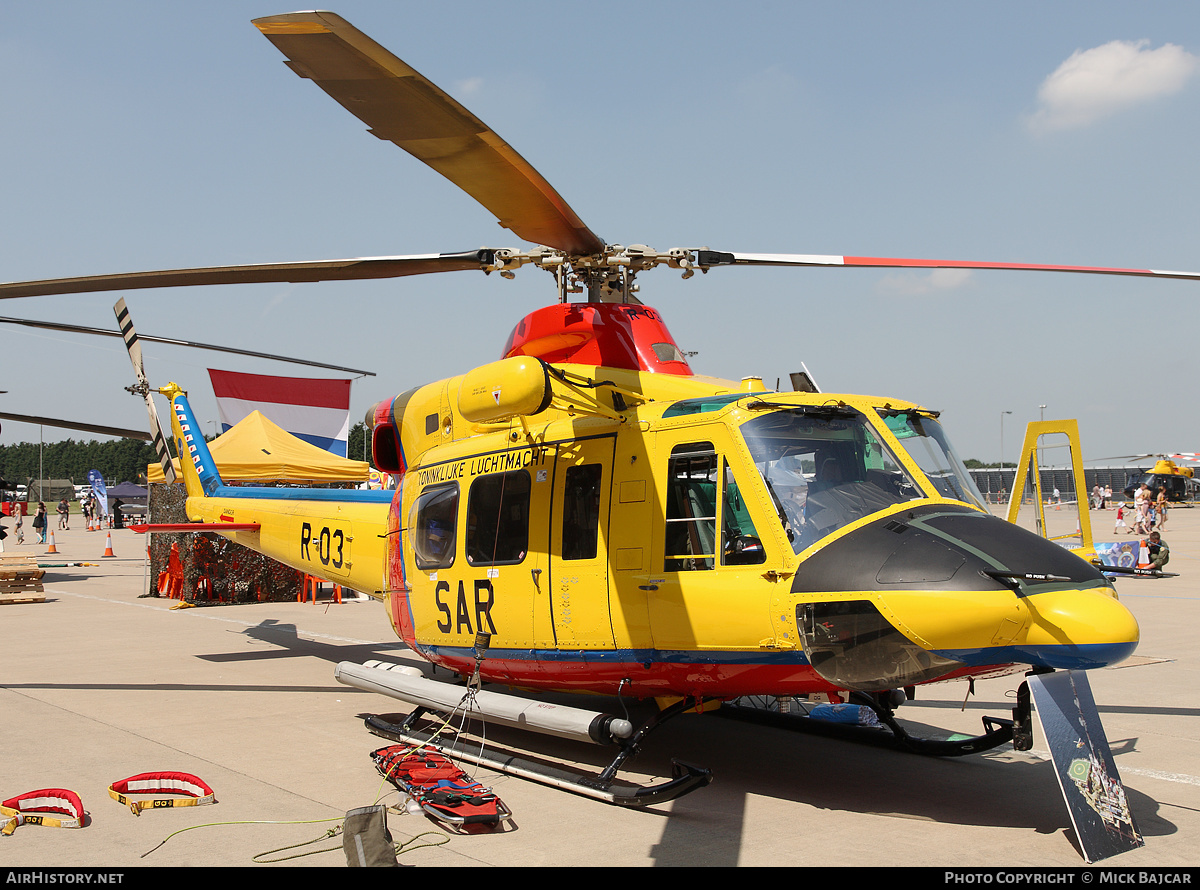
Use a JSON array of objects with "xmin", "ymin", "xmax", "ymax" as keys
[{"xmin": 1004, "ymin": 419, "xmax": 1094, "ymax": 557}]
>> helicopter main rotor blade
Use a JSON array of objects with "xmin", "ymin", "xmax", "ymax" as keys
[
  {"xmin": 0, "ymin": 411, "xmax": 151, "ymax": 441},
  {"xmin": 252, "ymin": 11, "xmax": 606, "ymax": 258},
  {"xmin": 0, "ymin": 315, "xmax": 375, "ymax": 377},
  {"xmin": 0, "ymin": 250, "xmax": 495, "ymax": 300},
  {"xmin": 695, "ymin": 251, "xmax": 1200, "ymax": 281}
]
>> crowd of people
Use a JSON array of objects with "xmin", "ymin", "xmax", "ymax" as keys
[
  {"xmin": 1111, "ymin": 483, "xmax": 1169, "ymax": 536},
  {"xmin": 0, "ymin": 493, "xmax": 111, "ymax": 552},
  {"xmin": 0, "ymin": 500, "xmax": 46, "ymax": 551},
  {"xmin": 1090, "ymin": 484, "xmax": 1114, "ymax": 510},
  {"xmin": 1108, "ymin": 482, "xmax": 1171, "ymax": 573}
]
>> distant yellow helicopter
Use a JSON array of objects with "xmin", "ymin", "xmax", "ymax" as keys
[
  {"xmin": 0, "ymin": 11, "xmax": 1190, "ymax": 805},
  {"xmin": 1121, "ymin": 456, "xmax": 1199, "ymax": 502}
]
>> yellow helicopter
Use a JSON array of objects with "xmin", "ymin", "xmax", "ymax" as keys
[
  {"xmin": 1121, "ymin": 456, "xmax": 1199, "ymax": 502},
  {"xmin": 0, "ymin": 11, "xmax": 1192, "ymax": 805}
]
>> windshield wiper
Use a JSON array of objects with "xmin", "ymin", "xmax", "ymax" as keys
[
  {"xmin": 878, "ymin": 407, "xmax": 942, "ymax": 420},
  {"xmin": 760, "ymin": 473, "xmax": 795, "ymax": 542},
  {"xmin": 745, "ymin": 400, "xmax": 856, "ymax": 418}
]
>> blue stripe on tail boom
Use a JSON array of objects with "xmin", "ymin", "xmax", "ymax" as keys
[
  {"xmin": 171, "ymin": 390, "xmax": 392, "ymax": 504},
  {"xmin": 171, "ymin": 393, "xmax": 224, "ymax": 496}
]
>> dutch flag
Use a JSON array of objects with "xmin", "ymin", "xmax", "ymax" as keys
[{"xmin": 208, "ymin": 369, "xmax": 352, "ymax": 457}]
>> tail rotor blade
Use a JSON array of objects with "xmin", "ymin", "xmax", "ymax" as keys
[
  {"xmin": 114, "ymin": 299, "xmax": 177, "ymax": 483},
  {"xmin": 114, "ymin": 298, "xmax": 145, "ymax": 382}
]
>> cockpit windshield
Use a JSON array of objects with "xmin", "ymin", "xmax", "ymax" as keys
[
  {"xmin": 740, "ymin": 406, "xmax": 923, "ymax": 553},
  {"xmin": 876, "ymin": 409, "xmax": 988, "ymax": 511}
]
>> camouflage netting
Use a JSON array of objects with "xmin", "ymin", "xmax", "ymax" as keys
[{"xmin": 147, "ymin": 483, "xmax": 304, "ymax": 604}]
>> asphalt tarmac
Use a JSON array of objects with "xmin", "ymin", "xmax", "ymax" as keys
[{"xmin": 2, "ymin": 507, "xmax": 1198, "ymax": 869}]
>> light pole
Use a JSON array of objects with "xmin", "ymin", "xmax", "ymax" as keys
[
  {"xmin": 1037, "ymin": 405, "xmax": 1047, "ymax": 506},
  {"xmin": 1000, "ymin": 411, "xmax": 1012, "ymax": 502}
]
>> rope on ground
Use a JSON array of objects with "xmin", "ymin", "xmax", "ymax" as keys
[
  {"xmin": 141, "ymin": 813, "xmax": 450, "ymax": 864},
  {"xmin": 140, "ymin": 816, "xmax": 341, "ymax": 860}
]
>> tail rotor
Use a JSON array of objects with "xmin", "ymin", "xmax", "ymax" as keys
[{"xmin": 114, "ymin": 299, "xmax": 177, "ymax": 484}]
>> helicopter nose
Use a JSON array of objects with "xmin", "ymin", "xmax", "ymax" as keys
[
  {"xmin": 881, "ymin": 585, "xmax": 1140, "ymax": 671},
  {"xmin": 797, "ymin": 585, "xmax": 1139, "ymax": 693},
  {"xmin": 791, "ymin": 506, "xmax": 1141, "ymax": 688},
  {"xmin": 1006, "ymin": 586, "xmax": 1140, "ymax": 669}
]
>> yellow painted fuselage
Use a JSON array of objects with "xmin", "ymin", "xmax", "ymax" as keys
[{"xmin": 165, "ymin": 354, "xmax": 1138, "ymax": 702}]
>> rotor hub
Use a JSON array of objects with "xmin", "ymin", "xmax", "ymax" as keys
[{"xmin": 489, "ymin": 245, "xmax": 698, "ymax": 303}]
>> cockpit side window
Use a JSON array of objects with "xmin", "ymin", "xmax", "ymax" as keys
[
  {"xmin": 721, "ymin": 460, "xmax": 766, "ymax": 566},
  {"xmin": 663, "ymin": 444, "xmax": 769, "ymax": 570},
  {"xmin": 664, "ymin": 443, "xmax": 718, "ymax": 571}
]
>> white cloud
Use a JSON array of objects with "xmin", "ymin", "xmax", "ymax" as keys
[
  {"xmin": 877, "ymin": 268, "xmax": 974, "ymax": 296},
  {"xmin": 455, "ymin": 76, "xmax": 485, "ymax": 96},
  {"xmin": 1029, "ymin": 39, "xmax": 1198, "ymax": 132}
]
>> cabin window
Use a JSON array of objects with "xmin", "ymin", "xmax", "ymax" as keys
[
  {"xmin": 562, "ymin": 464, "xmax": 603, "ymax": 560},
  {"xmin": 466, "ymin": 470, "xmax": 531, "ymax": 566},
  {"xmin": 665, "ymin": 443, "xmax": 718, "ymax": 570},
  {"xmin": 411, "ymin": 482, "xmax": 458, "ymax": 570}
]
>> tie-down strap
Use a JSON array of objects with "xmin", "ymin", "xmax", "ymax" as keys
[
  {"xmin": 1, "ymin": 789, "xmax": 85, "ymax": 834},
  {"xmin": 108, "ymin": 772, "xmax": 216, "ymax": 815}
]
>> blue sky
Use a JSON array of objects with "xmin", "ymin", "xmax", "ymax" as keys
[{"xmin": 2, "ymin": 1, "xmax": 1197, "ymax": 469}]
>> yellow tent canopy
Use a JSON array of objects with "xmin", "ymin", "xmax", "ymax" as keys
[{"xmin": 148, "ymin": 410, "xmax": 370, "ymax": 484}]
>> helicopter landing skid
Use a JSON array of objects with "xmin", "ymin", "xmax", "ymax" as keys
[
  {"xmin": 364, "ymin": 701, "xmax": 713, "ymax": 808},
  {"xmin": 718, "ymin": 693, "xmax": 1016, "ymax": 757}
]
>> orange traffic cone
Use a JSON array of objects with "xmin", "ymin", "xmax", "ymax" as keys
[
  {"xmin": 102, "ymin": 532, "xmax": 116, "ymax": 558},
  {"xmin": 46, "ymin": 530, "xmax": 58, "ymax": 554}
]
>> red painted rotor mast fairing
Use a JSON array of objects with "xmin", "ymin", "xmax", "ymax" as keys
[{"xmin": 503, "ymin": 303, "xmax": 693, "ymax": 376}]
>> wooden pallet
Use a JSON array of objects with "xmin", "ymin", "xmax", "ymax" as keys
[{"xmin": 0, "ymin": 555, "xmax": 46, "ymax": 604}]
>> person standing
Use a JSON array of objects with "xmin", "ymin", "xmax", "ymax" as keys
[
  {"xmin": 1156, "ymin": 486, "xmax": 1168, "ymax": 531},
  {"xmin": 33, "ymin": 502, "xmax": 47, "ymax": 543},
  {"xmin": 57, "ymin": 497, "xmax": 70, "ymax": 531},
  {"xmin": 1133, "ymin": 486, "xmax": 1150, "ymax": 534},
  {"xmin": 11, "ymin": 499, "xmax": 23, "ymax": 545}
]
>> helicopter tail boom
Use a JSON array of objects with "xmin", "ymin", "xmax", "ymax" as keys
[{"xmin": 159, "ymin": 384, "xmax": 394, "ymax": 597}]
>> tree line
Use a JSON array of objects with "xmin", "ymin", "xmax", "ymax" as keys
[
  {"xmin": 1, "ymin": 422, "xmax": 371, "ymax": 489},
  {"xmin": 0, "ymin": 437, "xmax": 161, "ymax": 487}
]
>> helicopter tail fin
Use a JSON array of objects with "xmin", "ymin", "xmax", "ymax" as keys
[{"xmin": 160, "ymin": 383, "xmax": 224, "ymax": 499}]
